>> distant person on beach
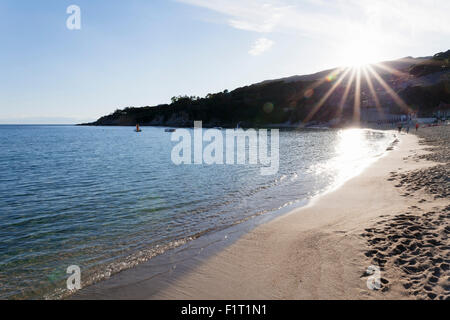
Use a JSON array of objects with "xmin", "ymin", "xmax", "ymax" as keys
[
  {"xmin": 416, "ymin": 123, "xmax": 420, "ymax": 132},
  {"xmin": 398, "ymin": 123, "xmax": 402, "ymax": 133},
  {"xmin": 406, "ymin": 125, "xmax": 410, "ymax": 134}
]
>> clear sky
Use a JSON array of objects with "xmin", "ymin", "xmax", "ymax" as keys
[{"xmin": 1, "ymin": 0, "xmax": 449, "ymax": 124}]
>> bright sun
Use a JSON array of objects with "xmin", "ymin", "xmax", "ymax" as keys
[{"xmin": 339, "ymin": 35, "xmax": 382, "ymax": 68}]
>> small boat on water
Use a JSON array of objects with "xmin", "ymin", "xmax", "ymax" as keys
[
  {"xmin": 165, "ymin": 128, "xmax": 176, "ymax": 133},
  {"xmin": 135, "ymin": 124, "xmax": 142, "ymax": 132}
]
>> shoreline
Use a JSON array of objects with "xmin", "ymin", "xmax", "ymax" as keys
[
  {"xmin": 149, "ymin": 129, "xmax": 447, "ymax": 300},
  {"xmin": 72, "ymin": 128, "xmax": 450, "ymax": 300},
  {"xmin": 146, "ymin": 133, "xmax": 433, "ymax": 299},
  {"xmin": 69, "ymin": 128, "xmax": 396, "ymax": 300}
]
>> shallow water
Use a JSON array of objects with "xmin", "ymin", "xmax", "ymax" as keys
[{"xmin": 0, "ymin": 125, "xmax": 394, "ymax": 299}]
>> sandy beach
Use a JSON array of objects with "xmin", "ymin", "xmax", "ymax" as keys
[
  {"xmin": 150, "ymin": 127, "xmax": 449, "ymax": 300},
  {"xmin": 74, "ymin": 126, "xmax": 449, "ymax": 300}
]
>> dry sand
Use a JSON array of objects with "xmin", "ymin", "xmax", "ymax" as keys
[{"xmin": 149, "ymin": 130, "xmax": 449, "ymax": 300}]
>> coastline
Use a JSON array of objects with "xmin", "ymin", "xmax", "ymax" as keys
[{"xmin": 73, "ymin": 127, "xmax": 449, "ymax": 300}]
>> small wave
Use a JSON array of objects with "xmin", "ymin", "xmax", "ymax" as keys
[{"xmin": 44, "ymin": 235, "xmax": 198, "ymax": 300}]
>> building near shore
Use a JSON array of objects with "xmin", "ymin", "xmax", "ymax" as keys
[
  {"xmin": 360, "ymin": 106, "xmax": 416, "ymax": 124},
  {"xmin": 434, "ymin": 102, "xmax": 450, "ymax": 119}
]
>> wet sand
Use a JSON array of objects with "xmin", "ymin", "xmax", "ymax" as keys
[{"xmin": 74, "ymin": 126, "xmax": 449, "ymax": 300}]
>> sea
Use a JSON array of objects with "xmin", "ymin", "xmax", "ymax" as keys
[{"xmin": 0, "ymin": 125, "xmax": 396, "ymax": 299}]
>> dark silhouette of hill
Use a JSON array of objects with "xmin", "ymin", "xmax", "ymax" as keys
[
  {"xmin": 409, "ymin": 50, "xmax": 450, "ymax": 77},
  {"xmin": 82, "ymin": 50, "xmax": 450, "ymax": 128}
]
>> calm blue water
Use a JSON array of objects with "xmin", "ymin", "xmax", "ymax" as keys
[{"xmin": 0, "ymin": 125, "xmax": 394, "ymax": 299}]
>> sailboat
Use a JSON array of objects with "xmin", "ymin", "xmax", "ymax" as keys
[{"xmin": 135, "ymin": 124, "xmax": 142, "ymax": 132}]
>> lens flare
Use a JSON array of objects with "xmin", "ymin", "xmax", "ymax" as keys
[
  {"xmin": 327, "ymin": 74, "xmax": 337, "ymax": 82},
  {"xmin": 304, "ymin": 89, "xmax": 314, "ymax": 99},
  {"xmin": 263, "ymin": 102, "xmax": 274, "ymax": 114}
]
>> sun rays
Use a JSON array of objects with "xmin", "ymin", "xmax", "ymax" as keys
[
  {"xmin": 301, "ymin": 61, "xmax": 413, "ymax": 126},
  {"xmin": 303, "ymin": 68, "xmax": 350, "ymax": 123},
  {"xmin": 362, "ymin": 66, "xmax": 384, "ymax": 119},
  {"xmin": 366, "ymin": 65, "xmax": 413, "ymax": 114},
  {"xmin": 353, "ymin": 67, "xmax": 362, "ymax": 123},
  {"xmin": 336, "ymin": 68, "xmax": 356, "ymax": 122}
]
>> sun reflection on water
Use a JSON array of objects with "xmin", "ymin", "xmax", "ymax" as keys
[{"xmin": 312, "ymin": 128, "xmax": 394, "ymax": 193}]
